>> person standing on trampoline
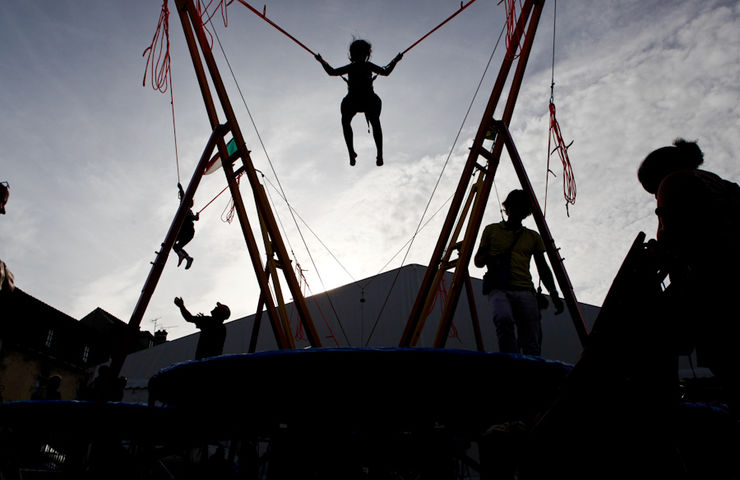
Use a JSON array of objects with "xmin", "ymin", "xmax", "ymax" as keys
[{"xmin": 315, "ymin": 39, "xmax": 402, "ymax": 167}]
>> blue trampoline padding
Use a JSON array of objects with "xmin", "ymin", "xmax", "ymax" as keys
[{"xmin": 148, "ymin": 347, "xmax": 573, "ymax": 432}]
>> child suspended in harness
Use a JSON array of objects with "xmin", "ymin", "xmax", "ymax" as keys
[
  {"xmin": 315, "ymin": 39, "xmax": 402, "ymax": 167},
  {"xmin": 174, "ymin": 184, "xmax": 199, "ymax": 270}
]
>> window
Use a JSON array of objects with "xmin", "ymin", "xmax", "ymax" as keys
[
  {"xmin": 45, "ymin": 329, "xmax": 55, "ymax": 348},
  {"xmin": 82, "ymin": 345, "xmax": 90, "ymax": 363}
]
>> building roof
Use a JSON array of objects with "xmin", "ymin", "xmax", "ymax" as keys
[{"xmin": 0, "ymin": 287, "xmax": 107, "ymax": 368}]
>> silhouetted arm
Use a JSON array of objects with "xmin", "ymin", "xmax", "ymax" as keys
[
  {"xmin": 474, "ymin": 226, "xmax": 492, "ymax": 268},
  {"xmin": 174, "ymin": 297, "xmax": 197, "ymax": 323},
  {"xmin": 371, "ymin": 53, "xmax": 403, "ymax": 76},
  {"xmin": 533, "ymin": 252, "xmax": 564, "ymax": 314},
  {"xmin": 314, "ymin": 54, "xmax": 350, "ymax": 76}
]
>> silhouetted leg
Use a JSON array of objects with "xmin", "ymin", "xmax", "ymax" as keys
[
  {"xmin": 369, "ymin": 115, "xmax": 383, "ymax": 166},
  {"xmin": 489, "ymin": 290, "xmax": 518, "ymax": 353},
  {"xmin": 511, "ymin": 290, "xmax": 542, "ymax": 356},
  {"xmin": 367, "ymin": 94, "xmax": 384, "ymax": 166},
  {"xmin": 340, "ymin": 97, "xmax": 357, "ymax": 166},
  {"xmin": 174, "ymin": 229, "xmax": 194, "ymax": 268}
]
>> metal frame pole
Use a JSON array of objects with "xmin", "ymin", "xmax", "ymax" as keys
[
  {"xmin": 111, "ymin": 127, "xmax": 224, "ymax": 375},
  {"xmin": 431, "ymin": 0, "xmax": 546, "ymax": 347},
  {"xmin": 174, "ymin": 0, "xmax": 320, "ymax": 347},
  {"xmin": 400, "ymin": 0, "xmax": 541, "ymax": 347},
  {"xmin": 494, "ymin": 120, "xmax": 588, "ymax": 343}
]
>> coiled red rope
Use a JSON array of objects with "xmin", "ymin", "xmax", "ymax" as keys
[
  {"xmin": 143, "ymin": 0, "xmax": 181, "ymax": 183},
  {"xmin": 142, "ymin": 1, "xmax": 172, "ymax": 95},
  {"xmin": 499, "ymin": 0, "xmax": 524, "ymax": 59},
  {"xmin": 544, "ymin": 0, "xmax": 575, "ymax": 217},
  {"xmin": 547, "ymin": 101, "xmax": 576, "ymax": 216}
]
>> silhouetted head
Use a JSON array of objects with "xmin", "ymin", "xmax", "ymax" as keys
[
  {"xmin": 638, "ymin": 138, "xmax": 704, "ymax": 194},
  {"xmin": 211, "ymin": 302, "xmax": 230, "ymax": 322},
  {"xmin": 0, "ymin": 182, "xmax": 9, "ymax": 215},
  {"xmin": 48, "ymin": 375, "xmax": 61, "ymax": 391},
  {"xmin": 349, "ymin": 39, "xmax": 372, "ymax": 62},
  {"xmin": 502, "ymin": 189, "xmax": 533, "ymax": 219}
]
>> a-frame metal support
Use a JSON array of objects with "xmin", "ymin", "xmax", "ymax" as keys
[
  {"xmin": 111, "ymin": 0, "xmax": 323, "ymax": 375},
  {"xmin": 110, "ymin": 126, "xmax": 226, "ymax": 375},
  {"xmin": 494, "ymin": 120, "xmax": 589, "ymax": 343},
  {"xmin": 400, "ymin": 0, "xmax": 588, "ymax": 349},
  {"xmin": 170, "ymin": 0, "xmax": 321, "ymax": 350}
]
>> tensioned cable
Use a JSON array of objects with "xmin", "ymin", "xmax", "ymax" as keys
[
  {"xmin": 261, "ymin": 173, "xmax": 346, "ymax": 347},
  {"xmin": 259, "ymin": 174, "xmax": 357, "ymax": 284},
  {"xmin": 232, "ymin": 0, "xmax": 316, "ymax": 56},
  {"xmin": 401, "ymin": 0, "xmax": 478, "ymax": 55},
  {"xmin": 294, "ymin": 265, "xmax": 342, "ymax": 347},
  {"xmin": 212, "ymin": 26, "xmax": 351, "ymax": 345},
  {"xmin": 370, "ymin": 192, "xmax": 456, "ymax": 281},
  {"xmin": 493, "ymin": 177, "xmax": 506, "ymax": 220},
  {"xmin": 364, "ymin": 22, "xmax": 506, "ymax": 345},
  {"xmin": 233, "ymin": 0, "xmax": 478, "ymax": 59},
  {"xmin": 543, "ymin": 0, "xmax": 556, "ymax": 217},
  {"xmin": 259, "ymin": 169, "xmax": 297, "ymax": 262}
]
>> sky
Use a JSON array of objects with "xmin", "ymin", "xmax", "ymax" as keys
[{"xmin": 1, "ymin": 0, "xmax": 739, "ymax": 341}]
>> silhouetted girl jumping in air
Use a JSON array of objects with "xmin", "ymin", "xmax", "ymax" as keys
[{"xmin": 315, "ymin": 39, "xmax": 402, "ymax": 167}]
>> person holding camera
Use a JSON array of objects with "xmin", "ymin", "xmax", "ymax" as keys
[{"xmin": 474, "ymin": 189, "xmax": 563, "ymax": 355}]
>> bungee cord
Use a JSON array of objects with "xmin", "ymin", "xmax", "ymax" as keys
[
  {"xmin": 401, "ymin": 0, "xmax": 479, "ymax": 55},
  {"xmin": 234, "ymin": 0, "xmax": 479, "ymax": 59}
]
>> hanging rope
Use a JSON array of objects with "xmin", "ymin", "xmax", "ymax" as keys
[
  {"xmin": 193, "ymin": 0, "xmax": 231, "ymax": 52},
  {"xmin": 401, "ymin": 0, "xmax": 478, "ymax": 55},
  {"xmin": 499, "ymin": 0, "xmax": 524, "ymax": 60},
  {"xmin": 547, "ymin": 102, "xmax": 576, "ymax": 216},
  {"xmin": 197, "ymin": 0, "xmax": 230, "ymax": 30},
  {"xmin": 220, "ymin": 174, "xmax": 241, "ymax": 223},
  {"xmin": 543, "ymin": 0, "xmax": 576, "ymax": 217},
  {"xmin": 142, "ymin": 0, "xmax": 181, "ymax": 185}
]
